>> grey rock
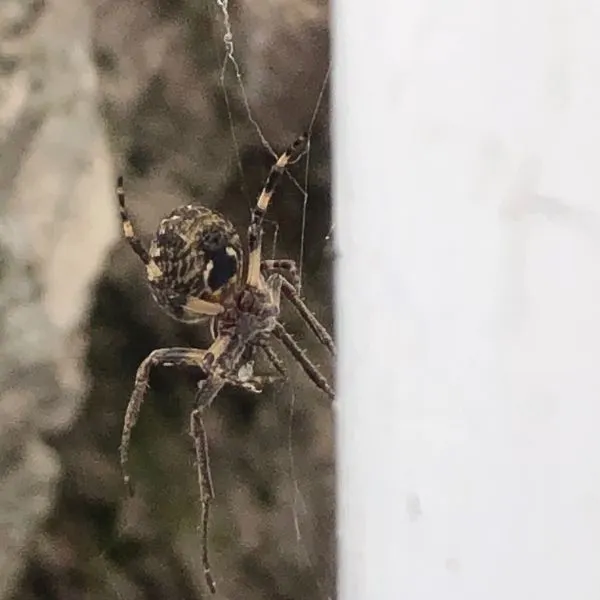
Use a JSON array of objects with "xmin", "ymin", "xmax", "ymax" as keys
[{"xmin": 0, "ymin": 0, "xmax": 117, "ymax": 596}]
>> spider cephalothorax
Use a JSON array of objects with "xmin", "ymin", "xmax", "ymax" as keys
[{"xmin": 116, "ymin": 135, "xmax": 334, "ymax": 594}]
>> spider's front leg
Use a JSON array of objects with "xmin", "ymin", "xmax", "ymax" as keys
[
  {"xmin": 261, "ymin": 259, "xmax": 335, "ymax": 355},
  {"xmin": 261, "ymin": 259, "xmax": 301, "ymax": 290},
  {"xmin": 263, "ymin": 268, "xmax": 334, "ymax": 398},
  {"xmin": 120, "ymin": 347, "xmax": 208, "ymax": 495},
  {"xmin": 190, "ymin": 375, "xmax": 225, "ymax": 595}
]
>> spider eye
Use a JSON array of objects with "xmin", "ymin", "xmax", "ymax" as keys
[{"xmin": 203, "ymin": 245, "xmax": 239, "ymax": 293}]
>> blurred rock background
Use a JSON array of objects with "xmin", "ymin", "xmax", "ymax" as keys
[{"xmin": 0, "ymin": 0, "xmax": 334, "ymax": 598}]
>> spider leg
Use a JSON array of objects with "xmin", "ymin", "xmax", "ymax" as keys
[
  {"xmin": 190, "ymin": 366, "xmax": 235, "ymax": 594},
  {"xmin": 281, "ymin": 279, "xmax": 335, "ymax": 354},
  {"xmin": 120, "ymin": 347, "xmax": 207, "ymax": 496},
  {"xmin": 246, "ymin": 135, "xmax": 308, "ymax": 287},
  {"xmin": 262, "ymin": 260, "xmax": 335, "ymax": 355},
  {"xmin": 188, "ymin": 332, "xmax": 247, "ymax": 594},
  {"xmin": 116, "ymin": 176, "xmax": 163, "ymax": 280},
  {"xmin": 273, "ymin": 322, "xmax": 334, "ymax": 400},
  {"xmin": 190, "ymin": 395, "xmax": 217, "ymax": 594},
  {"xmin": 258, "ymin": 341, "xmax": 288, "ymax": 377},
  {"xmin": 184, "ymin": 296, "xmax": 224, "ymax": 317}
]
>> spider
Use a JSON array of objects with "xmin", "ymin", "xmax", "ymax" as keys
[{"xmin": 116, "ymin": 134, "xmax": 335, "ymax": 594}]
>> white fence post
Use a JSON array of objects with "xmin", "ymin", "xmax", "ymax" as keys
[{"xmin": 334, "ymin": 2, "xmax": 600, "ymax": 599}]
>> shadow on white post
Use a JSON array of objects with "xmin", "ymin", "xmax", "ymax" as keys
[{"xmin": 334, "ymin": 2, "xmax": 600, "ymax": 599}]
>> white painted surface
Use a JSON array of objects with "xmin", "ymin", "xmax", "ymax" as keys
[{"xmin": 334, "ymin": 1, "xmax": 600, "ymax": 599}]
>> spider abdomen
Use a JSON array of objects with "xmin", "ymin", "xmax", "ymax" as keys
[{"xmin": 146, "ymin": 205, "xmax": 243, "ymax": 321}]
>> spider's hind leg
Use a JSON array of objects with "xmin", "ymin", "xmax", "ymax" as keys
[{"xmin": 120, "ymin": 347, "xmax": 207, "ymax": 495}]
